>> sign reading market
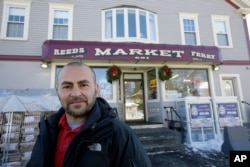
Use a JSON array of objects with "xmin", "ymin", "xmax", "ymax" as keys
[{"xmin": 42, "ymin": 40, "xmax": 222, "ymax": 63}]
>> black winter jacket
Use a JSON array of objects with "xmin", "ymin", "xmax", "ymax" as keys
[{"xmin": 26, "ymin": 97, "xmax": 152, "ymax": 167}]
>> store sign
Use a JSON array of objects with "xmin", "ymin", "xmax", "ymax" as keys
[{"xmin": 42, "ymin": 40, "xmax": 222, "ymax": 63}]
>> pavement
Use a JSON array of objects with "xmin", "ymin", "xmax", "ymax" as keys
[{"xmin": 148, "ymin": 146, "xmax": 229, "ymax": 167}]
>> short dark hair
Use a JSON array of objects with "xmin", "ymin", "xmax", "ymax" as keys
[{"xmin": 56, "ymin": 62, "xmax": 96, "ymax": 87}]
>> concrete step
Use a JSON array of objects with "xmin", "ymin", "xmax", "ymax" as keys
[{"xmin": 131, "ymin": 125, "xmax": 185, "ymax": 154}]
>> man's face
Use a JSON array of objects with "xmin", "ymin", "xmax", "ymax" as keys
[{"xmin": 56, "ymin": 65, "xmax": 99, "ymax": 121}]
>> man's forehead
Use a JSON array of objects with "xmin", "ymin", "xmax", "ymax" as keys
[{"xmin": 58, "ymin": 66, "xmax": 93, "ymax": 81}]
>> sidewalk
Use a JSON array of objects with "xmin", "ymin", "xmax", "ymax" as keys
[{"xmin": 149, "ymin": 146, "xmax": 229, "ymax": 167}]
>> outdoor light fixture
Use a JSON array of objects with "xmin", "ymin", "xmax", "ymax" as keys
[
  {"xmin": 40, "ymin": 61, "xmax": 50, "ymax": 69},
  {"xmin": 212, "ymin": 65, "xmax": 220, "ymax": 71}
]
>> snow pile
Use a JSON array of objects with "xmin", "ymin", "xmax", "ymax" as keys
[{"xmin": 186, "ymin": 140, "xmax": 223, "ymax": 152}]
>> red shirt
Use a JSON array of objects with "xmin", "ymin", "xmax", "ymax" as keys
[{"xmin": 54, "ymin": 114, "xmax": 83, "ymax": 167}]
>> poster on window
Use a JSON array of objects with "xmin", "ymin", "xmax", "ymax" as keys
[
  {"xmin": 189, "ymin": 103, "xmax": 213, "ymax": 128},
  {"xmin": 217, "ymin": 103, "xmax": 241, "ymax": 127}
]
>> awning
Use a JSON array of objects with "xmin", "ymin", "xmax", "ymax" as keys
[{"xmin": 42, "ymin": 40, "xmax": 222, "ymax": 64}]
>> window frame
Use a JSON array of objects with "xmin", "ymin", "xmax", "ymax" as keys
[
  {"xmin": 48, "ymin": 3, "xmax": 74, "ymax": 40},
  {"xmin": 1, "ymin": 0, "xmax": 31, "ymax": 40},
  {"xmin": 102, "ymin": 7, "xmax": 159, "ymax": 43},
  {"xmin": 179, "ymin": 13, "xmax": 200, "ymax": 45},
  {"xmin": 211, "ymin": 15, "xmax": 233, "ymax": 48}
]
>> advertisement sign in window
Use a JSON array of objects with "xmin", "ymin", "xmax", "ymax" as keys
[
  {"xmin": 189, "ymin": 103, "xmax": 213, "ymax": 128},
  {"xmin": 217, "ymin": 103, "xmax": 241, "ymax": 127}
]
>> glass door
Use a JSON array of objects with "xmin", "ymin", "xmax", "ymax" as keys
[{"xmin": 124, "ymin": 73, "xmax": 145, "ymax": 122}]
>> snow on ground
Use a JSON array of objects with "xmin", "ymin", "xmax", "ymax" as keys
[
  {"xmin": 186, "ymin": 139, "xmax": 223, "ymax": 152},
  {"xmin": 184, "ymin": 139, "xmax": 225, "ymax": 160}
]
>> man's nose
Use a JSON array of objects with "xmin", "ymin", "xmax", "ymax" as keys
[{"xmin": 70, "ymin": 86, "xmax": 82, "ymax": 96}]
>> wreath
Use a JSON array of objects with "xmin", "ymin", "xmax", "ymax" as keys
[
  {"xmin": 158, "ymin": 65, "xmax": 173, "ymax": 81},
  {"xmin": 106, "ymin": 65, "xmax": 121, "ymax": 83}
]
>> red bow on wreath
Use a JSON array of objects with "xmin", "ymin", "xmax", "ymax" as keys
[
  {"xmin": 106, "ymin": 65, "xmax": 121, "ymax": 83},
  {"xmin": 158, "ymin": 65, "xmax": 172, "ymax": 81},
  {"xmin": 162, "ymin": 65, "xmax": 168, "ymax": 75},
  {"xmin": 111, "ymin": 65, "xmax": 118, "ymax": 76}
]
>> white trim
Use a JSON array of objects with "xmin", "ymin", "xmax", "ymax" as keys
[
  {"xmin": 1, "ymin": 0, "xmax": 31, "ymax": 40},
  {"xmin": 48, "ymin": 3, "xmax": 74, "ymax": 40},
  {"xmin": 211, "ymin": 15, "xmax": 233, "ymax": 48},
  {"xmin": 179, "ymin": 12, "xmax": 201, "ymax": 45}
]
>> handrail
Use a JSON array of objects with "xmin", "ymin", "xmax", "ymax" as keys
[
  {"xmin": 164, "ymin": 106, "xmax": 185, "ymax": 143},
  {"xmin": 242, "ymin": 101, "xmax": 250, "ymax": 106},
  {"xmin": 164, "ymin": 106, "xmax": 182, "ymax": 123}
]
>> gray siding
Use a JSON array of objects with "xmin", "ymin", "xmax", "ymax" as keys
[
  {"xmin": 0, "ymin": 0, "xmax": 249, "ymax": 61},
  {"xmin": 0, "ymin": 61, "xmax": 51, "ymax": 89}
]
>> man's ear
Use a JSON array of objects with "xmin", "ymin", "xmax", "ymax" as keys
[
  {"xmin": 56, "ymin": 87, "xmax": 59, "ymax": 95},
  {"xmin": 95, "ymin": 84, "xmax": 100, "ymax": 96}
]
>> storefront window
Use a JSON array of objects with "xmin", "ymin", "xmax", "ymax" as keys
[
  {"xmin": 147, "ymin": 69, "xmax": 157, "ymax": 100},
  {"xmin": 164, "ymin": 69, "xmax": 210, "ymax": 99},
  {"xmin": 56, "ymin": 66, "xmax": 113, "ymax": 101},
  {"xmin": 93, "ymin": 68, "xmax": 113, "ymax": 100}
]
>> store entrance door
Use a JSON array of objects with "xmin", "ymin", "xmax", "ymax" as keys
[{"xmin": 123, "ymin": 73, "xmax": 145, "ymax": 122}]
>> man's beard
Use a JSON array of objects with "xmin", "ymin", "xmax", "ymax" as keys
[{"xmin": 64, "ymin": 96, "xmax": 94, "ymax": 118}]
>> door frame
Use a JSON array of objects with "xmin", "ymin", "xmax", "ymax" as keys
[
  {"xmin": 219, "ymin": 74, "xmax": 246, "ymax": 121},
  {"xmin": 123, "ymin": 73, "xmax": 146, "ymax": 122}
]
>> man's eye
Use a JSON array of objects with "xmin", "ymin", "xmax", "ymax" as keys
[
  {"xmin": 62, "ymin": 85, "xmax": 71, "ymax": 89},
  {"xmin": 80, "ymin": 83, "xmax": 88, "ymax": 87}
]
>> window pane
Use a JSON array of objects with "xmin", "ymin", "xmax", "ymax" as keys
[
  {"xmin": 53, "ymin": 10, "xmax": 69, "ymax": 39},
  {"xmin": 53, "ymin": 25, "xmax": 68, "ymax": 39},
  {"xmin": 116, "ymin": 9, "xmax": 124, "ymax": 37},
  {"xmin": 183, "ymin": 19, "xmax": 195, "ymax": 32},
  {"xmin": 105, "ymin": 11, "xmax": 113, "ymax": 38},
  {"xmin": 217, "ymin": 34, "xmax": 229, "ymax": 46},
  {"xmin": 222, "ymin": 80, "xmax": 235, "ymax": 96},
  {"xmin": 7, "ymin": 7, "xmax": 25, "ymax": 37},
  {"xmin": 147, "ymin": 69, "xmax": 157, "ymax": 100},
  {"xmin": 139, "ymin": 11, "xmax": 147, "ymax": 38},
  {"xmin": 54, "ymin": 10, "xmax": 68, "ymax": 25},
  {"xmin": 215, "ymin": 21, "xmax": 226, "ymax": 34},
  {"xmin": 93, "ymin": 68, "xmax": 113, "ymax": 100},
  {"xmin": 185, "ymin": 32, "xmax": 197, "ymax": 45},
  {"xmin": 164, "ymin": 69, "xmax": 210, "ymax": 99},
  {"xmin": 7, "ymin": 23, "xmax": 24, "ymax": 37},
  {"xmin": 128, "ymin": 10, "xmax": 136, "ymax": 37},
  {"xmin": 149, "ymin": 14, "xmax": 156, "ymax": 41}
]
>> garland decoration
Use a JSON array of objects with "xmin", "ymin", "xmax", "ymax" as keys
[
  {"xmin": 106, "ymin": 65, "xmax": 122, "ymax": 83},
  {"xmin": 158, "ymin": 65, "xmax": 173, "ymax": 81}
]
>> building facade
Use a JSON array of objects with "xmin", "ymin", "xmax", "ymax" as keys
[{"xmin": 1, "ymin": 0, "xmax": 250, "ymax": 126}]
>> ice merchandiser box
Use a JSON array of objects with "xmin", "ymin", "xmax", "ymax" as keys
[
  {"xmin": 212, "ymin": 96, "xmax": 243, "ymax": 141},
  {"xmin": 176, "ymin": 97, "xmax": 216, "ymax": 144}
]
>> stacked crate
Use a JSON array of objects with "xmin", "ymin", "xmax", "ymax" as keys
[
  {"xmin": 20, "ymin": 112, "xmax": 41, "ymax": 166},
  {"xmin": 0, "ymin": 112, "xmax": 23, "ymax": 167},
  {"xmin": 0, "ymin": 111, "xmax": 54, "ymax": 166}
]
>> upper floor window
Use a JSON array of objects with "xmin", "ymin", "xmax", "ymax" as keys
[
  {"xmin": 48, "ymin": 3, "xmax": 74, "ymax": 40},
  {"xmin": 1, "ymin": 0, "xmax": 31, "ymax": 40},
  {"xmin": 179, "ymin": 13, "xmax": 200, "ymax": 45},
  {"xmin": 211, "ymin": 15, "xmax": 233, "ymax": 48},
  {"xmin": 102, "ymin": 6, "xmax": 158, "ymax": 43}
]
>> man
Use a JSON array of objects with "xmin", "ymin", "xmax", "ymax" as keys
[{"xmin": 26, "ymin": 62, "xmax": 152, "ymax": 167}]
